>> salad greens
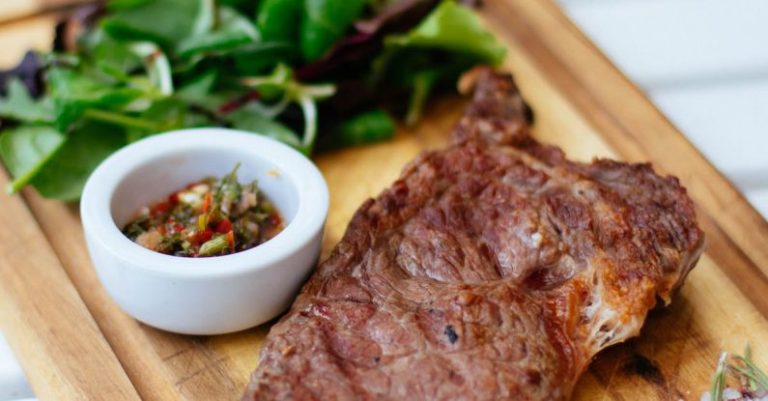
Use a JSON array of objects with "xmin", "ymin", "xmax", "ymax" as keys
[
  {"xmin": 0, "ymin": 0, "xmax": 506, "ymax": 200},
  {"xmin": 0, "ymin": 79, "xmax": 55, "ymax": 123},
  {"xmin": 300, "ymin": 0, "xmax": 367, "ymax": 61},
  {"xmin": 373, "ymin": 0, "xmax": 505, "ymax": 123},
  {"xmin": 330, "ymin": 108, "xmax": 395, "ymax": 146},
  {"xmin": 0, "ymin": 125, "xmax": 64, "ymax": 193},
  {"xmin": 257, "ymin": 0, "xmax": 302, "ymax": 43},
  {"xmin": 241, "ymin": 63, "xmax": 336, "ymax": 152}
]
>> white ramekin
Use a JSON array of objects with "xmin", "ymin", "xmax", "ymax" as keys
[{"xmin": 80, "ymin": 128, "xmax": 328, "ymax": 335}]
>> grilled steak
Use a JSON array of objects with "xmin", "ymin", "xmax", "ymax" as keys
[{"xmin": 242, "ymin": 68, "xmax": 705, "ymax": 401}]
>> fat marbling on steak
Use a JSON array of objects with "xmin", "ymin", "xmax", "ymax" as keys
[{"xmin": 242, "ymin": 68, "xmax": 705, "ymax": 401}]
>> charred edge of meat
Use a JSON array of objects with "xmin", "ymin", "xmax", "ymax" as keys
[{"xmin": 444, "ymin": 325, "xmax": 459, "ymax": 344}]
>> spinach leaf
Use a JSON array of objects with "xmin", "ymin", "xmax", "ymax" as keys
[
  {"xmin": 102, "ymin": 0, "xmax": 203, "ymax": 49},
  {"xmin": 381, "ymin": 1, "xmax": 505, "ymax": 63},
  {"xmin": 330, "ymin": 108, "xmax": 395, "ymax": 146},
  {"xmin": 219, "ymin": 0, "xmax": 258, "ymax": 15},
  {"xmin": 405, "ymin": 68, "xmax": 440, "ymax": 125},
  {"xmin": 177, "ymin": 7, "xmax": 259, "ymax": 58},
  {"xmin": 225, "ymin": 106, "xmax": 302, "ymax": 149},
  {"xmin": 301, "ymin": 0, "xmax": 367, "ymax": 61},
  {"xmin": 174, "ymin": 70, "xmax": 239, "ymax": 117},
  {"xmin": 0, "ymin": 125, "xmax": 65, "ymax": 193},
  {"xmin": 173, "ymin": 40, "xmax": 298, "ymax": 79},
  {"xmin": 258, "ymin": 0, "xmax": 302, "ymax": 43},
  {"xmin": 232, "ymin": 41, "xmax": 299, "ymax": 75},
  {"xmin": 124, "ymin": 97, "xmax": 214, "ymax": 142},
  {"xmin": 47, "ymin": 66, "xmax": 150, "ymax": 131},
  {"xmin": 124, "ymin": 99, "xmax": 186, "ymax": 142},
  {"xmin": 30, "ymin": 121, "xmax": 127, "ymax": 201},
  {"xmin": 372, "ymin": 1, "xmax": 506, "ymax": 124},
  {"xmin": 242, "ymin": 64, "xmax": 336, "ymax": 153},
  {"xmin": 0, "ymin": 78, "xmax": 55, "ymax": 123},
  {"xmin": 78, "ymin": 28, "xmax": 143, "ymax": 77},
  {"xmin": 175, "ymin": 69, "xmax": 218, "ymax": 105}
]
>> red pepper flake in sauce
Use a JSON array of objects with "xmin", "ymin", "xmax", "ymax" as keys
[{"xmin": 122, "ymin": 164, "xmax": 284, "ymax": 257}]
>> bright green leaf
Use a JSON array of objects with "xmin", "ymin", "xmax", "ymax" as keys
[
  {"xmin": 102, "ymin": 0, "xmax": 203, "ymax": 49},
  {"xmin": 370, "ymin": 1, "xmax": 506, "ymax": 124},
  {"xmin": 176, "ymin": 70, "xmax": 218, "ymax": 103},
  {"xmin": 226, "ymin": 105, "xmax": 302, "ymax": 149},
  {"xmin": 331, "ymin": 108, "xmax": 395, "ymax": 147},
  {"xmin": 405, "ymin": 70, "xmax": 439, "ymax": 126},
  {"xmin": 126, "ymin": 98, "xmax": 189, "ymax": 142},
  {"xmin": 257, "ymin": 0, "xmax": 302, "ymax": 43},
  {"xmin": 30, "ymin": 121, "xmax": 127, "ymax": 201},
  {"xmin": 300, "ymin": 0, "xmax": 367, "ymax": 61},
  {"xmin": 177, "ymin": 7, "xmax": 259, "ymax": 58},
  {"xmin": 232, "ymin": 41, "xmax": 298, "ymax": 75},
  {"xmin": 383, "ymin": 1, "xmax": 506, "ymax": 64},
  {"xmin": 242, "ymin": 64, "xmax": 335, "ymax": 152},
  {"xmin": 48, "ymin": 67, "xmax": 149, "ymax": 131},
  {"xmin": 78, "ymin": 28, "xmax": 143, "ymax": 78},
  {"xmin": 0, "ymin": 125, "xmax": 65, "ymax": 193},
  {"xmin": 0, "ymin": 79, "xmax": 55, "ymax": 123}
]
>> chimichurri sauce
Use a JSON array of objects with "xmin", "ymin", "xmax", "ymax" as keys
[{"xmin": 122, "ymin": 165, "xmax": 283, "ymax": 257}]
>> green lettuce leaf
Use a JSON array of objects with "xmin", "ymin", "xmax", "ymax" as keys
[
  {"xmin": 225, "ymin": 105, "xmax": 302, "ymax": 148},
  {"xmin": 383, "ymin": 1, "xmax": 506, "ymax": 64},
  {"xmin": 0, "ymin": 78, "xmax": 55, "ymax": 123},
  {"xmin": 47, "ymin": 66, "xmax": 150, "ymax": 132},
  {"xmin": 30, "ymin": 121, "xmax": 127, "ymax": 201},
  {"xmin": 177, "ymin": 7, "xmax": 259, "ymax": 58},
  {"xmin": 102, "ymin": 0, "xmax": 204, "ymax": 49},
  {"xmin": 371, "ymin": 1, "xmax": 506, "ymax": 124},
  {"xmin": 0, "ymin": 125, "xmax": 65, "ymax": 193}
]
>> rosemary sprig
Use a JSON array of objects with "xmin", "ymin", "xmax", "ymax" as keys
[
  {"xmin": 710, "ymin": 352, "xmax": 728, "ymax": 401},
  {"xmin": 705, "ymin": 345, "xmax": 768, "ymax": 400},
  {"xmin": 732, "ymin": 344, "xmax": 768, "ymax": 393},
  {"xmin": 742, "ymin": 344, "xmax": 757, "ymax": 392}
]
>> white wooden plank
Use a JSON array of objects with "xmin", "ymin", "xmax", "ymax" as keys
[
  {"xmin": 747, "ymin": 188, "xmax": 768, "ymax": 220},
  {"xmin": 649, "ymin": 78, "xmax": 768, "ymax": 192},
  {"xmin": 559, "ymin": 0, "xmax": 768, "ymax": 89}
]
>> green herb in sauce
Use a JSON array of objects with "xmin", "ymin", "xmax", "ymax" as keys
[{"xmin": 122, "ymin": 164, "xmax": 283, "ymax": 257}]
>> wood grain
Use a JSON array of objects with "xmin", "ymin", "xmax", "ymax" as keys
[
  {"xmin": 1, "ymin": 2, "xmax": 767, "ymax": 400},
  {"xmin": 0, "ymin": 0, "xmax": 91, "ymax": 23},
  {"xmin": 0, "ymin": 13, "xmax": 57, "ymax": 66},
  {"xmin": 0, "ymin": 170, "xmax": 141, "ymax": 401},
  {"xmin": 21, "ymin": 193, "xmax": 190, "ymax": 401}
]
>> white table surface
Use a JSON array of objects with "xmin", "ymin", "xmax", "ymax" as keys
[
  {"xmin": 0, "ymin": 334, "xmax": 33, "ymax": 401},
  {"xmin": 560, "ymin": 0, "xmax": 768, "ymax": 218},
  {"xmin": 2, "ymin": 1, "xmax": 766, "ymax": 400}
]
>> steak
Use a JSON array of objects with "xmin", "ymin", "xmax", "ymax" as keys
[{"xmin": 242, "ymin": 68, "xmax": 705, "ymax": 401}]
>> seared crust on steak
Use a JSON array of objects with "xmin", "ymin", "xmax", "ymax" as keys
[{"xmin": 242, "ymin": 68, "xmax": 705, "ymax": 401}]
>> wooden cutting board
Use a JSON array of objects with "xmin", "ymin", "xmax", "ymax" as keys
[
  {"xmin": 0, "ymin": 0, "xmax": 92, "ymax": 23},
  {"xmin": 2, "ymin": 1, "xmax": 768, "ymax": 400}
]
